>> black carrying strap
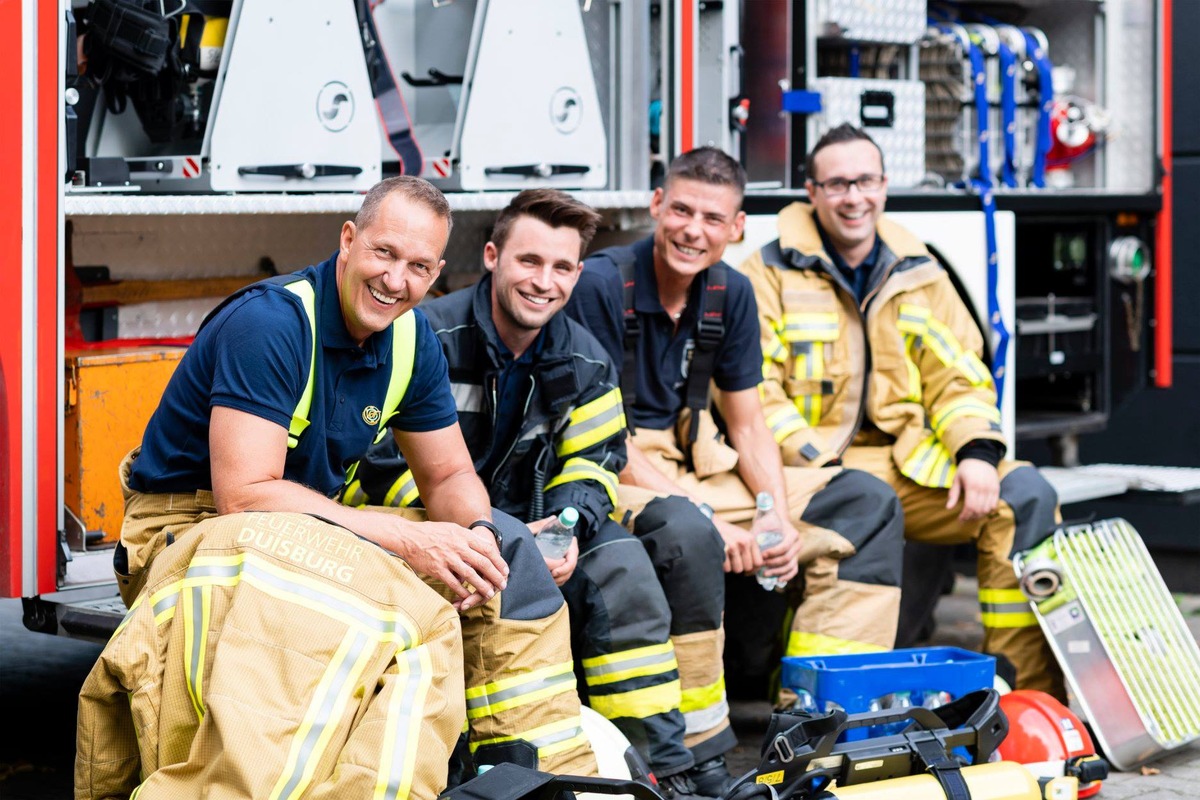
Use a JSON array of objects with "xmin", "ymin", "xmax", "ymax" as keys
[
  {"xmin": 354, "ymin": 0, "xmax": 422, "ymax": 174},
  {"xmin": 608, "ymin": 247, "xmax": 727, "ymax": 442},
  {"xmin": 89, "ymin": 0, "xmax": 173, "ymax": 76},
  {"xmin": 683, "ymin": 262, "xmax": 726, "ymax": 443},
  {"xmin": 913, "ymin": 737, "xmax": 972, "ymax": 800}
]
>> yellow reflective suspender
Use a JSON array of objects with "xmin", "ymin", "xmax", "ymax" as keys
[
  {"xmin": 283, "ymin": 280, "xmax": 318, "ymax": 449},
  {"xmin": 281, "ymin": 278, "xmax": 418, "ymax": 456}
]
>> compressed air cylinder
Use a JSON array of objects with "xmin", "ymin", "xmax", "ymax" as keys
[{"xmin": 820, "ymin": 761, "xmax": 1042, "ymax": 800}]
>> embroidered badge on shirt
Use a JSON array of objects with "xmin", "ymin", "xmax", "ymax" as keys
[{"xmin": 362, "ymin": 406, "xmax": 382, "ymax": 426}]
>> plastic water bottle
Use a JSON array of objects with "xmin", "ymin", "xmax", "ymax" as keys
[
  {"xmin": 753, "ymin": 492, "xmax": 785, "ymax": 591},
  {"xmin": 535, "ymin": 507, "xmax": 578, "ymax": 560}
]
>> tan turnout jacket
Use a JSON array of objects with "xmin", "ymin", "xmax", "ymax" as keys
[{"xmin": 741, "ymin": 202, "xmax": 1005, "ymax": 489}]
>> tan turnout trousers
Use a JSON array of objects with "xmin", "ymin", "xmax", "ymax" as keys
[
  {"xmin": 114, "ymin": 450, "xmax": 597, "ymax": 781},
  {"xmin": 627, "ymin": 426, "xmax": 904, "ymax": 658},
  {"xmin": 842, "ymin": 445, "xmax": 1064, "ymax": 698},
  {"xmin": 79, "ymin": 511, "xmax": 465, "ymax": 800}
]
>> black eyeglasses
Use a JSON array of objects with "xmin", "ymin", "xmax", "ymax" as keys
[{"xmin": 810, "ymin": 174, "xmax": 886, "ymax": 196}]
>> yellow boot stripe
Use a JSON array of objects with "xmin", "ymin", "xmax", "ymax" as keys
[
  {"xmin": 588, "ymin": 680, "xmax": 682, "ymax": 721},
  {"xmin": 786, "ymin": 631, "xmax": 888, "ymax": 659},
  {"xmin": 680, "ymin": 675, "xmax": 726, "ymax": 714}
]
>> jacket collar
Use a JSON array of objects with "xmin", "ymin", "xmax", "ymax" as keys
[
  {"xmin": 469, "ymin": 274, "xmax": 567, "ymax": 366},
  {"xmin": 776, "ymin": 202, "xmax": 931, "ymax": 265}
]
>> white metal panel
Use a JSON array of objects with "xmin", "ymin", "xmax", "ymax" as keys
[
  {"xmin": 208, "ymin": 0, "xmax": 381, "ymax": 191},
  {"xmin": 456, "ymin": 0, "xmax": 607, "ymax": 190},
  {"xmin": 1102, "ymin": 0, "xmax": 1155, "ymax": 191}
]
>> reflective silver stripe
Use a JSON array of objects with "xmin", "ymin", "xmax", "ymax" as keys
[
  {"xmin": 784, "ymin": 323, "xmax": 838, "ymax": 337},
  {"xmin": 185, "ymin": 563, "xmax": 241, "ymax": 580},
  {"xmin": 378, "ymin": 646, "xmax": 431, "ymax": 800},
  {"xmin": 465, "ymin": 670, "xmax": 575, "ymax": 712},
  {"xmin": 518, "ymin": 421, "xmax": 551, "ymax": 442},
  {"xmin": 583, "ymin": 649, "xmax": 678, "ymax": 680},
  {"xmin": 561, "ymin": 402, "xmax": 623, "ymax": 444},
  {"xmin": 980, "ymin": 601, "xmax": 1032, "ymax": 615},
  {"xmin": 153, "ymin": 591, "xmax": 179, "ymax": 617},
  {"xmin": 276, "ymin": 631, "xmax": 372, "ymax": 800},
  {"xmin": 683, "ymin": 699, "xmax": 730, "ymax": 735},
  {"xmin": 529, "ymin": 724, "xmax": 585, "ymax": 750},
  {"xmin": 450, "ymin": 382, "xmax": 484, "ymax": 413},
  {"xmin": 187, "ymin": 585, "xmax": 206, "ymax": 717},
  {"xmin": 243, "ymin": 560, "xmax": 414, "ymax": 649}
]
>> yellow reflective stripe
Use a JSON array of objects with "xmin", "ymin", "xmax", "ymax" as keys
[
  {"xmin": 582, "ymin": 642, "xmax": 678, "ymax": 687},
  {"xmin": 781, "ymin": 311, "xmax": 839, "ymax": 342},
  {"xmin": 900, "ymin": 435, "xmax": 956, "ymax": 489},
  {"xmin": 765, "ymin": 335, "xmax": 788, "ymax": 362},
  {"xmin": 544, "ymin": 457, "xmax": 619, "ymax": 508},
  {"xmin": 130, "ymin": 786, "xmax": 143, "ymax": 800},
  {"xmin": 557, "ymin": 388, "xmax": 626, "ymax": 457},
  {"xmin": 112, "ymin": 591, "xmax": 148, "ymax": 640},
  {"xmin": 785, "ymin": 631, "xmax": 888, "ymax": 658},
  {"xmin": 981, "ymin": 611, "xmax": 1040, "ymax": 628},
  {"xmin": 588, "ymin": 679, "xmax": 682, "ymax": 721},
  {"xmin": 374, "ymin": 643, "xmax": 435, "ymax": 800},
  {"xmin": 795, "ymin": 392, "xmax": 821, "ymax": 428},
  {"xmin": 979, "ymin": 588, "xmax": 1027, "ymax": 603},
  {"xmin": 922, "ymin": 317, "xmax": 959, "ymax": 366},
  {"xmin": 465, "ymin": 662, "xmax": 577, "ymax": 719},
  {"xmin": 188, "ymin": 553, "xmax": 421, "ymax": 647},
  {"xmin": 284, "ymin": 280, "xmax": 318, "ymax": 449},
  {"xmin": 383, "ymin": 469, "xmax": 420, "ymax": 508},
  {"xmin": 342, "ymin": 479, "xmax": 368, "ymax": 508},
  {"xmin": 766, "ymin": 405, "xmax": 807, "ymax": 444},
  {"xmin": 183, "ymin": 583, "xmax": 213, "ymax": 721},
  {"xmin": 956, "ymin": 351, "xmax": 993, "ymax": 387},
  {"xmin": 469, "ymin": 716, "xmax": 588, "ymax": 760},
  {"xmin": 897, "ymin": 303, "xmax": 931, "ymax": 337},
  {"xmin": 270, "ymin": 629, "xmax": 376, "ymax": 800},
  {"xmin": 680, "ymin": 674, "xmax": 726, "ymax": 714},
  {"xmin": 903, "ymin": 334, "xmax": 923, "ymax": 402},
  {"xmin": 378, "ymin": 312, "xmax": 418, "ymax": 435},
  {"xmin": 931, "ymin": 398, "xmax": 1001, "ymax": 439}
]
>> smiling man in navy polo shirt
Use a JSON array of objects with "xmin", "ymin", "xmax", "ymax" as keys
[{"xmin": 113, "ymin": 176, "xmax": 598, "ymax": 780}]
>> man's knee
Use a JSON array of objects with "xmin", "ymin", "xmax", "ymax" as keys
[
  {"xmin": 1000, "ymin": 466, "xmax": 1059, "ymax": 555},
  {"xmin": 494, "ymin": 509, "xmax": 564, "ymax": 621},
  {"xmin": 633, "ymin": 497, "xmax": 725, "ymax": 629},
  {"xmin": 815, "ymin": 470, "xmax": 904, "ymax": 587}
]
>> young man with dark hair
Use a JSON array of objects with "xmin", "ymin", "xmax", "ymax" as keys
[
  {"xmin": 565, "ymin": 149, "xmax": 905, "ymax": 780},
  {"xmin": 84, "ymin": 178, "xmax": 598, "ymax": 799},
  {"xmin": 741, "ymin": 123, "xmax": 1063, "ymax": 697},
  {"xmin": 351, "ymin": 188, "xmax": 730, "ymax": 798}
]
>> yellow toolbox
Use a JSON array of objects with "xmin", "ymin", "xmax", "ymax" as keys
[{"xmin": 64, "ymin": 347, "xmax": 186, "ymax": 543}]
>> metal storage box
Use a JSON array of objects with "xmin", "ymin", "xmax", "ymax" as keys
[
  {"xmin": 64, "ymin": 347, "xmax": 186, "ymax": 543},
  {"xmin": 809, "ymin": 78, "xmax": 926, "ymax": 187}
]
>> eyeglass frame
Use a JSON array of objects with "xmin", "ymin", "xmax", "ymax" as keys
[{"xmin": 808, "ymin": 173, "xmax": 887, "ymax": 196}]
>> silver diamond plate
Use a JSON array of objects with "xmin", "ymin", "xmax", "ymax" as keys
[
  {"xmin": 117, "ymin": 299, "xmax": 224, "ymax": 338},
  {"xmin": 1103, "ymin": 0, "xmax": 1155, "ymax": 191},
  {"xmin": 815, "ymin": 0, "xmax": 927, "ymax": 45},
  {"xmin": 810, "ymin": 78, "xmax": 926, "ymax": 186}
]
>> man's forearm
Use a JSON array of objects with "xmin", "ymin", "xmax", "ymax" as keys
[
  {"xmin": 421, "ymin": 469, "xmax": 493, "ymax": 527},
  {"xmin": 216, "ymin": 478, "xmax": 411, "ymax": 552},
  {"xmin": 728, "ymin": 423, "xmax": 793, "ymax": 521}
]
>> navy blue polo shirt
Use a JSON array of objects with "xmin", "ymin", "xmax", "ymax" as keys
[
  {"xmin": 817, "ymin": 222, "xmax": 882, "ymax": 305},
  {"xmin": 130, "ymin": 254, "xmax": 457, "ymax": 497},
  {"xmin": 566, "ymin": 236, "xmax": 762, "ymax": 429}
]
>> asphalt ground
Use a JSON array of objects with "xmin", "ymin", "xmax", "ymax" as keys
[{"xmin": 1, "ymin": 579, "xmax": 1197, "ymax": 799}]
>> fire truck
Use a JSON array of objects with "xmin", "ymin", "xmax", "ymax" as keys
[{"xmin": 3, "ymin": 0, "xmax": 1193, "ymax": 639}]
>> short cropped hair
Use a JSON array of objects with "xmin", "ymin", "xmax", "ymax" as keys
[
  {"xmin": 356, "ymin": 176, "xmax": 454, "ymax": 238},
  {"xmin": 664, "ymin": 147, "xmax": 747, "ymax": 198},
  {"xmin": 490, "ymin": 189, "xmax": 603, "ymax": 258},
  {"xmin": 804, "ymin": 123, "xmax": 886, "ymax": 182}
]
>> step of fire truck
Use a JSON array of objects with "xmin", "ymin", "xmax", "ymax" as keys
[{"xmin": 1040, "ymin": 464, "xmax": 1200, "ymax": 506}]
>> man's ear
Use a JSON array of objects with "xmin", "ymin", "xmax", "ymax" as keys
[
  {"xmin": 648, "ymin": 186, "xmax": 666, "ymax": 220},
  {"xmin": 339, "ymin": 220, "xmax": 357, "ymax": 255},
  {"xmin": 483, "ymin": 241, "xmax": 499, "ymax": 273},
  {"xmin": 732, "ymin": 210, "xmax": 747, "ymax": 240}
]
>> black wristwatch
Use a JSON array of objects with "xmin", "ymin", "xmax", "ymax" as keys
[{"xmin": 469, "ymin": 519, "xmax": 503, "ymax": 549}]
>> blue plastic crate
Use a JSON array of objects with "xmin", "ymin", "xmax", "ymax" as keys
[{"xmin": 781, "ymin": 647, "xmax": 996, "ymax": 741}]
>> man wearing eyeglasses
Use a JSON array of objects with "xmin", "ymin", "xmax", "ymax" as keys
[{"xmin": 740, "ymin": 123, "xmax": 1063, "ymax": 699}]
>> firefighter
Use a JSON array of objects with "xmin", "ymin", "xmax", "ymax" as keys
[
  {"xmin": 739, "ymin": 124, "xmax": 1062, "ymax": 698},
  {"xmin": 564, "ymin": 149, "xmax": 905, "ymax": 737},
  {"xmin": 349, "ymin": 189, "xmax": 729, "ymax": 799},
  {"xmin": 104, "ymin": 177, "xmax": 597, "ymax": 794}
]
